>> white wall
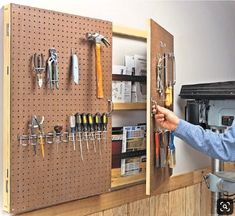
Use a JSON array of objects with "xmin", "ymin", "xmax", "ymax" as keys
[{"xmin": 1, "ymin": 1, "xmax": 235, "ymax": 215}]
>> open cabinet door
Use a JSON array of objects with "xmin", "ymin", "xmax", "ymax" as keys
[{"xmin": 146, "ymin": 19, "xmax": 175, "ymax": 195}]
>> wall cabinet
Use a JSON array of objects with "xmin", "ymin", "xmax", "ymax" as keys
[{"xmin": 3, "ymin": 4, "xmax": 174, "ymax": 214}]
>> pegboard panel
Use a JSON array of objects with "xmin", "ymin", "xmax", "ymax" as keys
[
  {"xmin": 146, "ymin": 19, "xmax": 174, "ymax": 195},
  {"xmin": 8, "ymin": 4, "xmax": 112, "ymax": 214}
]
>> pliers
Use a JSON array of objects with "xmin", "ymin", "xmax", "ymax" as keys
[{"xmin": 47, "ymin": 48, "xmax": 59, "ymax": 90}]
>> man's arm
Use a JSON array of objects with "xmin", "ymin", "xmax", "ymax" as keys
[
  {"xmin": 154, "ymin": 105, "xmax": 235, "ymax": 161},
  {"xmin": 175, "ymin": 120, "xmax": 235, "ymax": 161}
]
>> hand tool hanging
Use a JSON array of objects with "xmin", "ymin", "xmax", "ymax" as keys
[
  {"xmin": 101, "ymin": 113, "xmax": 108, "ymax": 147},
  {"xmin": 160, "ymin": 133, "xmax": 167, "ymax": 168},
  {"xmin": 168, "ymin": 131, "xmax": 176, "ymax": 168},
  {"xmin": 28, "ymin": 116, "xmax": 38, "ymax": 155},
  {"xmin": 33, "ymin": 115, "xmax": 45, "ymax": 158},
  {"xmin": 75, "ymin": 113, "xmax": 84, "ymax": 160},
  {"xmin": 164, "ymin": 52, "xmax": 176, "ymax": 108},
  {"xmin": 94, "ymin": 113, "xmax": 102, "ymax": 155},
  {"xmin": 86, "ymin": 33, "xmax": 110, "ymax": 99},
  {"xmin": 69, "ymin": 115, "xmax": 76, "ymax": 151},
  {"xmin": 32, "ymin": 53, "xmax": 46, "ymax": 88},
  {"xmin": 47, "ymin": 48, "xmax": 59, "ymax": 90},
  {"xmin": 87, "ymin": 113, "xmax": 96, "ymax": 152},
  {"xmin": 54, "ymin": 125, "xmax": 63, "ymax": 152},
  {"xmin": 82, "ymin": 113, "xmax": 89, "ymax": 151},
  {"xmin": 71, "ymin": 49, "xmax": 79, "ymax": 84},
  {"xmin": 156, "ymin": 54, "xmax": 164, "ymax": 97},
  {"xmin": 151, "ymin": 99, "xmax": 161, "ymax": 168}
]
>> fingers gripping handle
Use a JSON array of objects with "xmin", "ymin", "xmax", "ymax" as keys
[{"xmin": 95, "ymin": 43, "xmax": 104, "ymax": 99}]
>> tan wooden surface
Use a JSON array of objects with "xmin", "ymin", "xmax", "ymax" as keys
[
  {"xmin": 146, "ymin": 19, "xmax": 174, "ymax": 195},
  {"xmin": 185, "ymin": 184, "xmax": 201, "ymax": 216},
  {"xmin": 113, "ymin": 25, "xmax": 147, "ymax": 40},
  {"xmin": 128, "ymin": 198, "xmax": 150, "ymax": 216},
  {"xmin": 111, "ymin": 166, "xmax": 145, "ymax": 189},
  {"xmin": 103, "ymin": 205, "xmax": 127, "ymax": 216},
  {"xmin": 113, "ymin": 102, "xmax": 146, "ymax": 111},
  {"xmin": 151, "ymin": 193, "xmax": 168, "ymax": 216},
  {"xmin": 88, "ymin": 213, "xmax": 103, "ymax": 216},
  {"xmin": 169, "ymin": 187, "xmax": 186, "ymax": 216},
  {"xmin": 3, "ymin": 4, "xmax": 11, "ymax": 212},
  {"xmin": 200, "ymin": 181, "xmax": 211, "ymax": 216},
  {"xmin": 19, "ymin": 167, "xmax": 209, "ymax": 216}
]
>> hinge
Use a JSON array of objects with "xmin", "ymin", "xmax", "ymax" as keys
[
  {"xmin": 7, "ymin": 66, "xmax": 9, "ymax": 75},
  {"xmin": 6, "ymin": 23, "xmax": 10, "ymax": 37}
]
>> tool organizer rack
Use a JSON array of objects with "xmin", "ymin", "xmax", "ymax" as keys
[
  {"xmin": 3, "ymin": 4, "xmax": 112, "ymax": 214},
  {"xmin": 3, "ymin": 3, "xmax": 175, "ymax": 215}
]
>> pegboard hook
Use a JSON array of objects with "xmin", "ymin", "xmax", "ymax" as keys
[{"xmin": 107, "ymin": 99, "xmax": 113, "ymax": 116}]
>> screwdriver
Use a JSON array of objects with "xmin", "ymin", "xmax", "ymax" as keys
[
  {"xmin": 87, "ymin": 113, "xmax": 96, "ymax": 152},
  {"xmin": 101, "ymin": 113, "xmax": 108, "ymax": 147},
  {"xmin": 155, "ymin": 131, "xmax": 160, "ymax": 168},
  {"xmin": 168, "ymin": 131, "xmax": 176, "ymax": 168},
  {"xmin": 94, "ymin": 112, "xmax": 102, "ymax": 155},
  {"xmin": 82, "ymin": 113, "xmax": 89, "ymax": 151},
  {"xmin": 69, "ymin": 115, "xmax": 76, "ymax": 151},
  {"xmin": 75, "ymin": 113, "xmax": 84, "ymax": 160}
]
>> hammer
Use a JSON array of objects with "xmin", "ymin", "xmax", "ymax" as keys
[{"xmin": 86, "ymin": 33, "xmax": 110, "ymax": 99}]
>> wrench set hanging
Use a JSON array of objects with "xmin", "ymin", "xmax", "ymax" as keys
[
  {"xmin": 152, "ymin": 40, "xmax": 176, "ymax": 169},
  {"xmin": 18, "ymin": 113, "xmax": 109, "ymax": 160}
]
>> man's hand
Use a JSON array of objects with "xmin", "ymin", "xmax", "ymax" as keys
[{"xmin": 152, "ymin": 105, "xmax": 180, "ymax": 131}]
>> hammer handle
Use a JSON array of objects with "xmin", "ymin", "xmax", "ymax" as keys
[{"xmin": 95, "ymin": 43, "xmax": 104, "ymax": 98}]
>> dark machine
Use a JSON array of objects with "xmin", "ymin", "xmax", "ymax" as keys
[{"xmin": 180, "ymin": 81, "xmax": 235, "ymax": 215}]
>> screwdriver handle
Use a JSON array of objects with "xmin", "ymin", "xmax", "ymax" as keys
[
  {"xmin": 94, "ymin": 113, "xmax": 101, "ymax": 131},
  {"xmin": 101, "ymin": 113, "xmax": 108, "ymax": 131},
  {"xmin": 75, "ymin": 113, "xmax": 82, "ymax": 132},
  {"xmin": 87, "ymin": 113, "xmax": 94, "ymax": 131},
  {"xmin": 81, "ymin": 113, "xmax": 88, "ymax": 131},
  {"xmin": 69, "ymin": 115, "xmax": 76, "ymax": 133}
]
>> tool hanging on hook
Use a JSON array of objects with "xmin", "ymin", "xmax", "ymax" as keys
[
  {"xmin": 86, "ymin": 32, "xmax": 110, "ymax": 99},
  {"xmin": 33, "ymin": 115, "xmax": 45, "ymax": 158},
  {"xmin": 32, "ymin": 53, "xmax": 46, "ymax": 88},
  {"xmin": 47, "ymin": 48, "xmax": 59, "ymax": 90},
  {"xmin": 71, "ymin": 49, "xmax": 79, "ymax": 85}
]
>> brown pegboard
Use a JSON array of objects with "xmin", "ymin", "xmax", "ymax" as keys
[
  {"xmin": 9, "ymin": 4, "xmax": 112, "ymax": 214},
  {"xmin": 147, "ymin": 19, "xmax": 174, "ymax": 194}
]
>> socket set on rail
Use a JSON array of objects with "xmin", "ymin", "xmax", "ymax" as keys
[{"xmin": 18, "ymin": 113, "xmax": 108, "ymax": 160}]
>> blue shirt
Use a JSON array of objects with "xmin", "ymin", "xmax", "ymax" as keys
[{"xmin": 174, "ymin": 120, "xmax": 235, "ymax": 161}]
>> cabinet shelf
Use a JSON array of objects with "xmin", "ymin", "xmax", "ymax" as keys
[
  {"xmin": 113, "ymin": 103, "xmax": 146, "ymax": 110},
  {"xmin": 112, "ymin": 74, "xmax": 146, "ymax": 82}
]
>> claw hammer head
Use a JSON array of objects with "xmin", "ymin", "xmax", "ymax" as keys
[{"xmin": 86, "ymin": 32, "xmax": 110, "ymax": 47}]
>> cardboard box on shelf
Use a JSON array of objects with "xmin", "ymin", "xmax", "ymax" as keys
[
  {"xmin": 112, "ymin": 81, "xmax": 132, "ymax": 103},
  {"xmin": 134, "ymin": 55, "xmax": 146, "ymax": 76},
  {"xmin": 112, "ymin": 65, "xmax": 128, "ymax": 75},
  {"xmin": 124, "ymin": 56, "xmax": 135, "ymax": 75},
  {"xmin": 112, "ymin": 64, "xmax": 131, "ymax": 102},
  {"xmin": 131, "ymin": 82, "xmax": 146, "ymax": 102}
]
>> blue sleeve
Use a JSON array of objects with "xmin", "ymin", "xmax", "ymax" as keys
[{"xmin": 174, "ymin": 120, "xmax": 235, "ymax": 161}]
